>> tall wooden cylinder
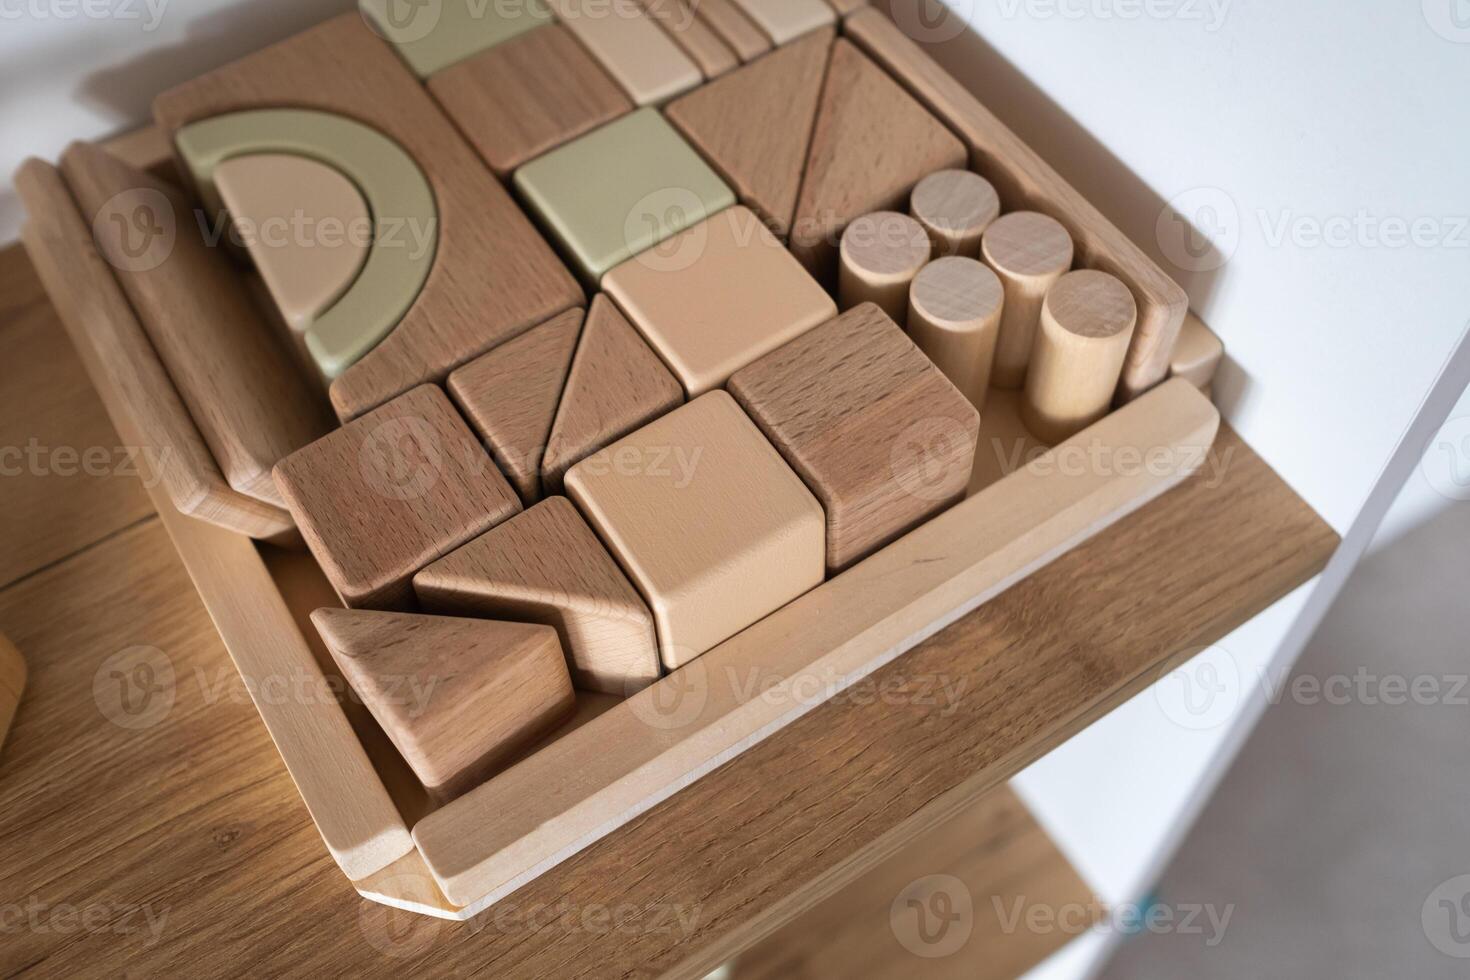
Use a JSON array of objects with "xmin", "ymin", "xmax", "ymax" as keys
[
  {"xmin": 981, "ymin": 211, "xmax": 1074, "ymax": 390},
  {"xmin": 838, "ymin": 211, "xmax": 932, "ymax": 322},
  {"xmin": 907, "ymin": 257, "xmax": 1004, "ymax": 411},
  {"xmin": 1022, "ymin": 269, "xmax": 1138, "ymax": 445},
  {"xmin": 910, "ymin": 169, "xmax": 1000, "ymax": 258}
]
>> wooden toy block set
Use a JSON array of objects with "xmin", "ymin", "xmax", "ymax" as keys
[{"xmin": 16, "ymin": 0, "xmax": 1231, "ymax": 917}]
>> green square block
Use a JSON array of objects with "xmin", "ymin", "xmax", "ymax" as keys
[
  {"xmin": 514, "ymin": 108, "xmax": 736, "ymax": 284},
  {"xmin": 360, "ymin": 0, "xmax": 552, "ymax": 78}
]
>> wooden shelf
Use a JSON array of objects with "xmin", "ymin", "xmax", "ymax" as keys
[{"xmin": 0, "ymin": 241, "xmax": 1336, "ymax": 974}]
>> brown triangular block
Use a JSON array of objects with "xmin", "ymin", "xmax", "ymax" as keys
[
  {"xmin": 447, "ymin": 308, "xmax": 582, "ymax": 504},
  {"xmin": 540, "ymin": 295, "xmax": 684, "ymax": 494},
  {"xmin": 666, "ymin": 28, "xmax": 833, "ymax": 239},
  {"xmin": 312, "ymin": 608, "xmax": 574, "ymax": 803},
  {"xmin": 413, "ymin": 497, "xmax": 662, "ymax": 695},
  {"xmin": 790, "ymin": 39, "xmax": 967, "ymax": 284}
]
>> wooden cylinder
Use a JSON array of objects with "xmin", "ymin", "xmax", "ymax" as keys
[
  {"xmin": 0, "ymin": 633, "xmax": 25, "ymax": 752},
  {"xmin": 910, "ymin": 169, "xmax": 1000, "ymax": 258},
  {"xmin": 838, "ymin": 211, "xmax": 932, "ymax": 322},
  {"xmin": 1022, "ymin": 270, "xmax": 1138, "ymax": 445},
  {"xmin": 907, "ymin": 257, "xmax": 1004, "ymax": 411},
  {"xmin": 981, "ymin": 211, "xmax": 1074, "ymax": 390}
]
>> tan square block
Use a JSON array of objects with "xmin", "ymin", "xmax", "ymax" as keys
[
  {"xmin": 565, "ymin": 391, "xmax": 824, "ymax": 667},
  {"xmin": 603, "ymin": 205, "xmax": 837, "ymax": 396}
]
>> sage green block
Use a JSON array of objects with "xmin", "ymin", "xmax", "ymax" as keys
[
  {"xmin": 514, "ymin": 108, "xmax": 736, "ymax": 284},
  {"xmin": 360, "ymin": 0, "xmax": 552, "ymax": 78}
]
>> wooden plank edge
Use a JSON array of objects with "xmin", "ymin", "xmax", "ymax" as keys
[
  {"xmin": 414, "ymin": 378, "xmax": 1221, "ymax": 909},
  {"xmin": 842, "ymin": 8, "xmax": 1189, "ymax": 402}
]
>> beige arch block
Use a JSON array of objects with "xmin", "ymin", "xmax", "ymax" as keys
[{"xmin": 215, "ymin": 153, "xmax": 372, "ymax": 334}]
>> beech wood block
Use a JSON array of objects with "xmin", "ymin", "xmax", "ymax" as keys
[
  {"xmin": 154, "ymin": 13, "xmax": 583, "ymax": 422},
  {"xmin": 566, "ymin": 391, "xmax": 825, "ymax": 668},
  {"xmin": 908, "ymin": 256, "xmax": 1005, "ymax": 411},
  {"xmin": 428, "ymin": 24, "xmax": 633, "ymax": 178},
  {"xmin": 826, "ymin": 0, "xmax": 869, "ymax": 12},
  {"xmin": 910, "ymin": 168, "xmax": 1000, "ymax": 258},
  {"xmin": 604, "ymin": 206, "xmax": 836, "ymax": 396},
  {"xmin": 544, "ymin": 0, "xmax": 701, "ymax": 105},
  {"xmin": 693, "ymin": 0, "xmax": 771, "ymax": 61},
  {"xmin": 791, "ymin": 40, "xmax": 966, "ymax": 284},
  {"xmin": 415, "ymin": 497, "xmax": 662, "ymax": 694},
  {"xmin": 0, "ymin": 633, "xmax": 25, "ymax": 753},
  {"xmin": 729, "ymin": 0, "xmax": 835, "ymax": 44},
  {"xmin": 982, "ymin": 210, "xmax": 1075, "ymax": 390},
  {"xmin": 59, "ymin": 142, "xmax": 332, "ymax": 509},
  {"xmin": 313, "ymin": 609, "xmax": 574, "ymax": 804},
  {"xmin": 837, "ymin": 210, "xmax": 932, "ymax": 321},
  {"xmin": 515, "ymin": 107, "xmax": 734, "ymax": 283},
  {"xmin": 541, "ymin": 295, "xmax": 685, "ymax": 494},
  {"xmin": 1023, "ymin": 270, "xmax": 1138, "ymax": 445},
  {"xmin": 359, "ymin": 0, "xmax": 552, "ymax": 77},
  {"xmin": 1171, "ymin": 312, "xmax": 1225, "ymax": 393},
  {"xmin": 730, "ymin": 303, "xmax": 980, "ymax": 571},
  {"xmin": 637, "ymin": 0, "xmax": 738, "ymax": 78},
  {"xmin": 274, "ymin": 385, "xmax": 522, "ymax": 610},
  {"xmin": 447, "ymin": 308, "xmax": 582, "ymax": 504},
  {"xmin": 213, "ymin": 153, "xmax": 372, "ymax": 333},
  {"xmin": 665, "ymin": 28, "xmax": 833, "ymax": 239}
]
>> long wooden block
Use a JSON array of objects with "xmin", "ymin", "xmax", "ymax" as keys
[
  {"xmin": 729, "ymin": 0, "xmax": 835, "ymax": 44},
  {"xmin": 414, "ymin": 379, "xmax": 1219, "ymax": 908},
  {"xmin": 845, "ymin": 9, "xmax": 1188, "ymax": 401},
  {"xmin": 1171, "ymin": 311, "xmax": 1225, "ymax": 392},
  {"xmin": 544, "ymin": 0, "xmax": 701, "ymax": 105},
  {"xmin": 15, "ymin": 158, "xmax": 295, "ymax": 539},
  {"xmin": 359, "ymin": 0, "xmax": 552, "ymax": 77},
  {"xmin": 154, "ymin": 13, "xmax": 583, "ymax": 422},
  {"xmin": 0, "ymin": 633, "xmax": 25, "ymax": 753},
  {"xmin": 637, "ymin": 0, "xmax": 739, "ymax": 78},
  {"xmin": 693, "ymin": 0, "xmax": 772, "ymax": 61},
  {"xmin": 59, "ymin": 142, "xmax": 333, "ymax": 508}
]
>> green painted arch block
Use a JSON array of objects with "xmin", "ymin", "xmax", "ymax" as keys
[{"xmin": 176, "ymin": 109, "xmax": 440, "ymax": 379}]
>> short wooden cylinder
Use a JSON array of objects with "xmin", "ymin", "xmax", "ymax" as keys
[
  {"xmin": 981, "ymin": 211, "xmax": 1074, "ymax": 390},
  {"xmin": 1021, "ymin": 270, "xmax": 1138, "ymax": 445},
  {"xmin": 910, "ymin": 169, "xmax": 1000, "ymax": 258},
  {"xmin": 838, "ymin": 211, "xmax": 933, "ymax": 322},
  {"xmin": 907, "ymin": 257, "xmax": 1005, "ymax": 411}
]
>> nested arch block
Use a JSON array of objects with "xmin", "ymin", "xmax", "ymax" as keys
[
  {"xmin": 566, "ymin": 391, "xmax": 826, "ymax": 669},
  {"xmin": 415, "ymin": 497, "xmax": 662, "ymax": 695},
  {"xmin": 729, "ymin": 303, "xmax": 981, "ymax": 572}
]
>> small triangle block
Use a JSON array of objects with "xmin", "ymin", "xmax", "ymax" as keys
[
  {"xmin": 213, "ymin": 153, "xmax": 372, "ymax": 333},
  {"xmin": 312, "ymin": 608, "xmax": 574, "ymax": 803},
  {"xmin": 414, "ymin": 496, "xmax": 662, "ymax": 695},
  {"xmin": 541, "ymin": 295, "xmax": 684, "ymax": 494},
  {"xmin": 448, "ymin": 308, "xmax": 583, "ymax": 504},
  {"xmin": 666, "ymin": 28, "xmax": 833, "ymax": 239},
  {"xmin": 790, "ymin": 39, "xmax": 967, "ymax": 283}
]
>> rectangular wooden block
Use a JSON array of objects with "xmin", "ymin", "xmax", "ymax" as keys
[
  {"xmin": 360, "ymin": 0, "xmax": 553, "ymax": 77},
  {"xmin": 273, "ymin": 385, "xmax": 522, "ymax": 610},
  {"xmin": 543, "ymin": 0, "xmax": 702, "ymax": 105},
  {"xmin": 729, "ymin": 0, "xmax": 835, "ymax": 44},
  {"xmin": 637, "ymin": 0, "xmax": 738, "ymax": 78}
]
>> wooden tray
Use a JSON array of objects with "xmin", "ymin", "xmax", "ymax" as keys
[{"xmin": 14, "ymin": 6, "xmax": 1321, "ymax": 930}]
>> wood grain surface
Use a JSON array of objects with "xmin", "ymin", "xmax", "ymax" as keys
[
  {"xmin": 665, "ymin": 28, "xmax": 833, "ymax": 239},
  {"xmin": 729, "ymin": 302, "xmax": 979, "ymax": 571},
  {"xmin": 730, "ymin": 0, "xmax": 835, "ymax": 44},
  {"xmin": 416, "ymin": 496, "xmax": 662, "ymax": 696},
  {"xmin": 845, "ymin": 9, "xmax": 1188, "ymax": 401},
  {"xmin": 314, "ymin": 609, "xmax": 575, "ymax": 804},
  {"xmin": 60, "ymin": 141, "xmax": 333, "ymax": 507},
  {"xmin": 638, "ymin": 0, "xmax": 739, "ymax": 78},
  {"xmin": 0, "ymin": 245, "xmax": 1335, "ymax": 976},
  {"xmin": 0, "ymin": 632, "xmax": 24, "ymax": 751},
  {"xmin": 153, "ymin": 13, "xmax": 583, "ymax": 422},
  {"xmin": 910, "ymin": 168, "xmax": 1001, "ymax": 257},
  {"xmin": 837, "ymin": 210, "xmax": 933, "ymax": 320},
  {"xmin": 791, "ymin": 39, "xmax": 966, "ymax": 283},
  {"xmin": 983, "ymin": 210, "xmax": 1076, "ymax": 390},
  {"xmin": 428, "ymin": 23, "xmax": 633, "ymax": 178},
  {"xmin": 693, "ymin": 0, "xmax": 772, "ymax": 61},
  {"xmin": 447, "ymin": 308, "xmax": 582, "ymax": 504},
  {"xmin": 907, "ymin": 256, "xmax": 1005, "ymax": 411},
  {"xmin": 544, "ymin": 0, "xmax": 702, "ymax": 106}
]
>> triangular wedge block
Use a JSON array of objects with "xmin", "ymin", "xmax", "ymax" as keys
[
  {"xmin": 448, "ymin": 308, "xmax": 582, "ymax": 504},
  {"xmin": 414, "ymin": 497, "xmax": 662, "ymax": 695},
  {"xmin": 790, "ymin": 39, "xmax": 967, "ymax": 283},
  {"xmin": 214, "ymin": 153, "xmax": 372, "ymax": 333},
  {"xmin": 541, "ymin": 295, "xmax": 684, "ymax": 494},
  {"xmin": 312, "ymin": 608, "xmax": 574, "ymax": 804},
  {"xmin": 666, "ymin": 28, "xmax": 833, "ymax": 238}
]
